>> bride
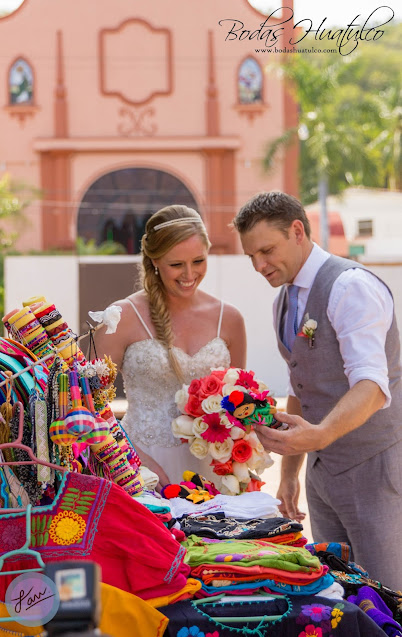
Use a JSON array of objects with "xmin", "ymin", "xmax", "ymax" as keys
[{"xmin": 96, "ymin": 205, "xmax": 246, "ymax": 486}]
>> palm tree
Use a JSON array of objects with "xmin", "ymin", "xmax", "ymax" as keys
[{"xmin": 263, "ymin": 54, "xmax": 379, "ymax": 249}]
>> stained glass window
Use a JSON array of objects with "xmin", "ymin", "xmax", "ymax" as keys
[
  {"xmin": 238, "ymin": 57, "xmax": 263, "ymax": 104},
  {"xmin": 9, "ymin": 58, "xmax": 33, "ymax": 105}
]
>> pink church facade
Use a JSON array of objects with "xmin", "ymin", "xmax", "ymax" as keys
[{"xmin": 1, "ymin": 0, "xmax": 298, "ymax": 254}]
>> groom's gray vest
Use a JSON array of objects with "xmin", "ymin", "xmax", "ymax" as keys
[{"xmin": 276, "ymin": 255, "xmax": 402, "ymax": 475}]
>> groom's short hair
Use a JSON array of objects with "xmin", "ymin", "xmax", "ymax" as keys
[{"xmin": 233, "ymin": 191, "xmax": 311, "ymax": 239}]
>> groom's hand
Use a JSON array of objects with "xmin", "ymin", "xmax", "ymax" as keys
[{"xmin": 256, "ymin": 411, "xmax": 328, "ymax": 455}]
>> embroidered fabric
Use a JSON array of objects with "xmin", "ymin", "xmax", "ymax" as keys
[{"xmin": 121, "ymin": 336, "xmax": 230, "ymax": 448}]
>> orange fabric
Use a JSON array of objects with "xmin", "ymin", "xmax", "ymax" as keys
[
  {"xmin": 99, "ymin": 582, "xmax": 168, "ymax": 637},
  {"xmin": 146, "ymin": 578, "xmax": 201, "ymax": 608}
]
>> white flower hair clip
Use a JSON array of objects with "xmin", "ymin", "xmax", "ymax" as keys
[
  {"xmin": 298, "ymin": 315, "xmax": 318, "ymax": 349},
  {"xmin": 88, "ymin": 305, "xmax": 122, "ymax": 334}
]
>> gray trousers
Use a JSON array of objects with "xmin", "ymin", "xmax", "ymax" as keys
[{"xmin": 306, "ymin": 439, "xmax": 402, "ymax": 592}]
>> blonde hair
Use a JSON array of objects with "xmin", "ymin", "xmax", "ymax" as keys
[{"xmin": 141, "ymin": 205, "xmax": 210, "ymax": 381}]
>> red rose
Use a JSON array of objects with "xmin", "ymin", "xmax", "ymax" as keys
[
  {"xmin": 188, "ymin": 379, "xmax": 202, "ymax": 396},
  {"xmin": 232, "ymin": 439, "xmax": 253, "ymax": 463},
  {"xmin": 199, "ymin": 375, "xmax": 224, "ymax": 399},
  {"xmin": 211, "ymin": 459, "xmax": 233, "ymax": 476},
  {"xmin": 184, "ymin": 395, "xmax": 204, "ymax": 417}
]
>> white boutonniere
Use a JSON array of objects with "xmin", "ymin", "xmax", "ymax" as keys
[{"xmin": 298, "ymin": 315, "xmax": 317, "ymax": 349}]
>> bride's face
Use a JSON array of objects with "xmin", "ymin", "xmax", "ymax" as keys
[{"xmin": 153, "ymin": 234, "xmax": 208, "ymax": 299}]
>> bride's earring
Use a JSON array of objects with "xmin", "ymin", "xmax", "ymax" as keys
[{"xmin": 154, "ymin": 266, "xmax": 159, "ymax": 276}]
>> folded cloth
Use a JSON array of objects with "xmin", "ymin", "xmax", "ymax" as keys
[
  {"xmin": 140, "ymin": 466, "xmax": 160, "ymax": 491},
  {"xmin": 180, "ymin": 514, "xmax": 303, "ymax": 540},
  {"xmin": 169, "ymin": 491, "xmax": 280, "ymax": 520},
  {"xmin": 348, "ymin": 586, "xmax": 402, "ymax": 636}
]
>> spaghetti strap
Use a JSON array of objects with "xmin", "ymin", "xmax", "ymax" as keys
[
  {"xmin": 125, "ymin": 298, "xmax": 154, "ymax": 339},
  {"xmin": 217, "ymin": 300, "xmax": 224, "ymax": 338}
]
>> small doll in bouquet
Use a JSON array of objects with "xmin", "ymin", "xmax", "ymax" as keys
[{"xmin": 221, "ymin": 389, "xmax": 287, "ymax": 432}]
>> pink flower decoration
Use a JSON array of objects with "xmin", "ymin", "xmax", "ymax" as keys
[
  {"xmin": 226, "ymin": 412, "xmax": 246, "ymax": 430},
  {"xmin": 237, "ymin": 369, "xmax": 259, "ymax": 391},
  {"xmin": 201, "ymin": 413, "xmax": 231, "ymax": 443}
]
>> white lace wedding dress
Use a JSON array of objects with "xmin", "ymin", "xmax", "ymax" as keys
[{"xmin": 120, "ymin": 299, "xmax": 231, "ymax": 484}]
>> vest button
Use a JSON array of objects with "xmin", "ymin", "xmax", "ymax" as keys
[
  {"xmin": 297, "ymin": 383, "xmax": 303, "ymax": 389},
  {"xmin": 290, "ymin": 361, "xmax": 297, "ymax": 368},
  {"xmin": 302, "ymin": 405, "xmax": 309, "ymax": 409}
]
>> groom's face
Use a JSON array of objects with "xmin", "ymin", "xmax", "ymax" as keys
[{"xmin": 240, "ymin": 219, "xmax": 304, "ymax": 288}]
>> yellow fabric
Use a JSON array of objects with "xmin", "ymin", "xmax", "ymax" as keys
[
  {"xmin": 0, "ymin": 583, "xmax": 169, "ymax": 637},
  {"xmin": 0, "ymin": 602, "xmax": 44, "ymax": 636},
  {"xmin": 100, "ymin": 582, "xmax": 168, "ymax": 637},
  {"xmin": 146, "ymin": 577, "xmax": 201, "ymax": 609}
]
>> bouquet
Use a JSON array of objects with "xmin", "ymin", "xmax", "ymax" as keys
[{"xmin": 172, "ymin": 368, "xmax": 276, "ymax": 495}]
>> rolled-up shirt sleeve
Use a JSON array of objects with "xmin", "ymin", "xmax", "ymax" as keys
[{"xmin": 327, "ymin": 268, "xmax": 393, "ymax": 409}]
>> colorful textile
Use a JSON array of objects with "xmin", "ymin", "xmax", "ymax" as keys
[
  {"xmin": 0, "ymin": 472, "xmax": 189, "ymax": 600},
  {"xmin": 347, "ymin": 586, "xmax": 402, "ymax": 636},
  {"xmin": 195, "ymin": 572, "xmax": 335, "ymax": 598},
  {"xmin": 183, "ymin": 536, "xmax": 322, "ymax": 573},
  {"xmin": 159, "ymin": 595, "xmax": 388, "ymax": 636},
  {"xmin": 180, "ymin": 514, "xmax": 303, "ymax": 541},
  {"xmin": 147, "ymin": 578, "xmax": 202, "ymax": 608}
]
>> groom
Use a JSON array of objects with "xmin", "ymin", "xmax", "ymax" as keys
[{"xmin": 233, "ymin": 190, "xmax": 402, "ymax": 590}]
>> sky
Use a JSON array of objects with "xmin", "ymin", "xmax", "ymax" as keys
[
  {"xmin": 1, "ymin": 0, "xmax": 401, "ymax": 24},
  {"xmin": 249, "ymin": 0, "xmax": 401, "ymax": 26}
]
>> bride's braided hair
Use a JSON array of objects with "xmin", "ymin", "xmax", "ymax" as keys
[{"xmin": 141, "ymin": 205, "xmax": 210, "ymax": 382}]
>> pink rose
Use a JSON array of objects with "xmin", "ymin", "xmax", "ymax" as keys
[
  {"xmin": 200, "ymin": 375, "xmax": 224, "ymax": 399},
  {"xmin": 210, "ymin": 369, "xmax": 227, "ymax": 380}
]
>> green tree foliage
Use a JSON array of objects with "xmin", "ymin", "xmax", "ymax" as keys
[
  {"xmin": 263, "ymin": 22, "xmax": 402, "ymax": 205},
  {"xmin": 76, "ymin": 237, "xmax": 127, "ymax": 255}
]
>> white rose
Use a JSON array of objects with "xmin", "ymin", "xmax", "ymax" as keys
[
  {"xmin": 192, "ymin": 416, "xmax": 209, "ymax": 438},
  {"xmin": 302, "ymin": 319, "xmax": 318, "ymax": 336},
  {"xmin": 171, "ymin": 414, "xmax": 195, "ymax": 439},
  {"xmin": 230, "ymin": 426, "xmax": 246, "ymax": 440},
  {"xmin": 244, "ymin": 430, "xmax": 259, "ymax": 448},
  {"xmin": 201, "ymin": 394, "xmax": 224, "ymax": 414},
  {"xmin": 257, "ymin": 381, "xmax": 269, "ymax": 392},
  {"xmin": 220, "ymin": 414, "xmax": 233, "ymax": 429},
  {"xmin": 223, "ymin": 368, "xmax": 241, "ymax": 385},
  {"xmin": 175, "ymin": 386, "xmax": 189, "ymax": 413},
  {"xmin": 232, "ymin": 461, "xmax": 251, "ymax": 484},
  {"xmin": 220, "ymin": 474, "xmax": 240, "ymax": 495},
  {"xmin": 244, "ymin": 431, "xmax": 264, "ymax": 453},
  {"xmin": 222, "ymin": 383, "xmax": 247, "ymax": 396},
  {"xmin": 190, "ymin": 437, "xmax": 210, "ymax": 460},
  {"xmin": 305, "ymin": 319, "xmax": 317, "ymax": 330},
  {"xmin": 209, "ymin": 438, "xmax": 234, "ymax": 462},
  {"xmin": 248, "ymin": 449, "xmax": 274, "ymax": 473}
]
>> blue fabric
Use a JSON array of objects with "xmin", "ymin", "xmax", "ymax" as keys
[
  {"xmin": 283, "ymin": 285, "xmax": 299, "ymax": 351},
  {"xmin": 199, "ymin": 572, "xmax": 335, "ymax": 596}
]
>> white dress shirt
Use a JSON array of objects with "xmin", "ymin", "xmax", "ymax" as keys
[{"xmin": 273, "ymin": 243, "xmax": 393, "ymax": 407}]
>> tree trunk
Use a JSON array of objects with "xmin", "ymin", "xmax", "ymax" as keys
[{"xmin": 319, "ymin": 175, "xmax": 329, "ymax": 251}]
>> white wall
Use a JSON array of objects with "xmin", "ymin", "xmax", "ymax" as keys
[
  {"xmin": 5, "ymin": 255, "xmax": 402, "ymax": 397},
  {"xmin": 4, "ymin": 256, "xmax": 80, "ymax": 333}
]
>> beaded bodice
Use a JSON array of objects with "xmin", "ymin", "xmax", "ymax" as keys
[{"xmin": 121, "ymin": 337, "xmax": 231, "ymax": 447}]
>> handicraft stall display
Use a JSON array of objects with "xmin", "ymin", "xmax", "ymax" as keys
[
  {"xmin": 0, "ymin": 296, "xmax": 143, "ymax": 502},
  {"xmin": 0, "ymin": 298, "xmax": 401, "ymax": 637}
]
